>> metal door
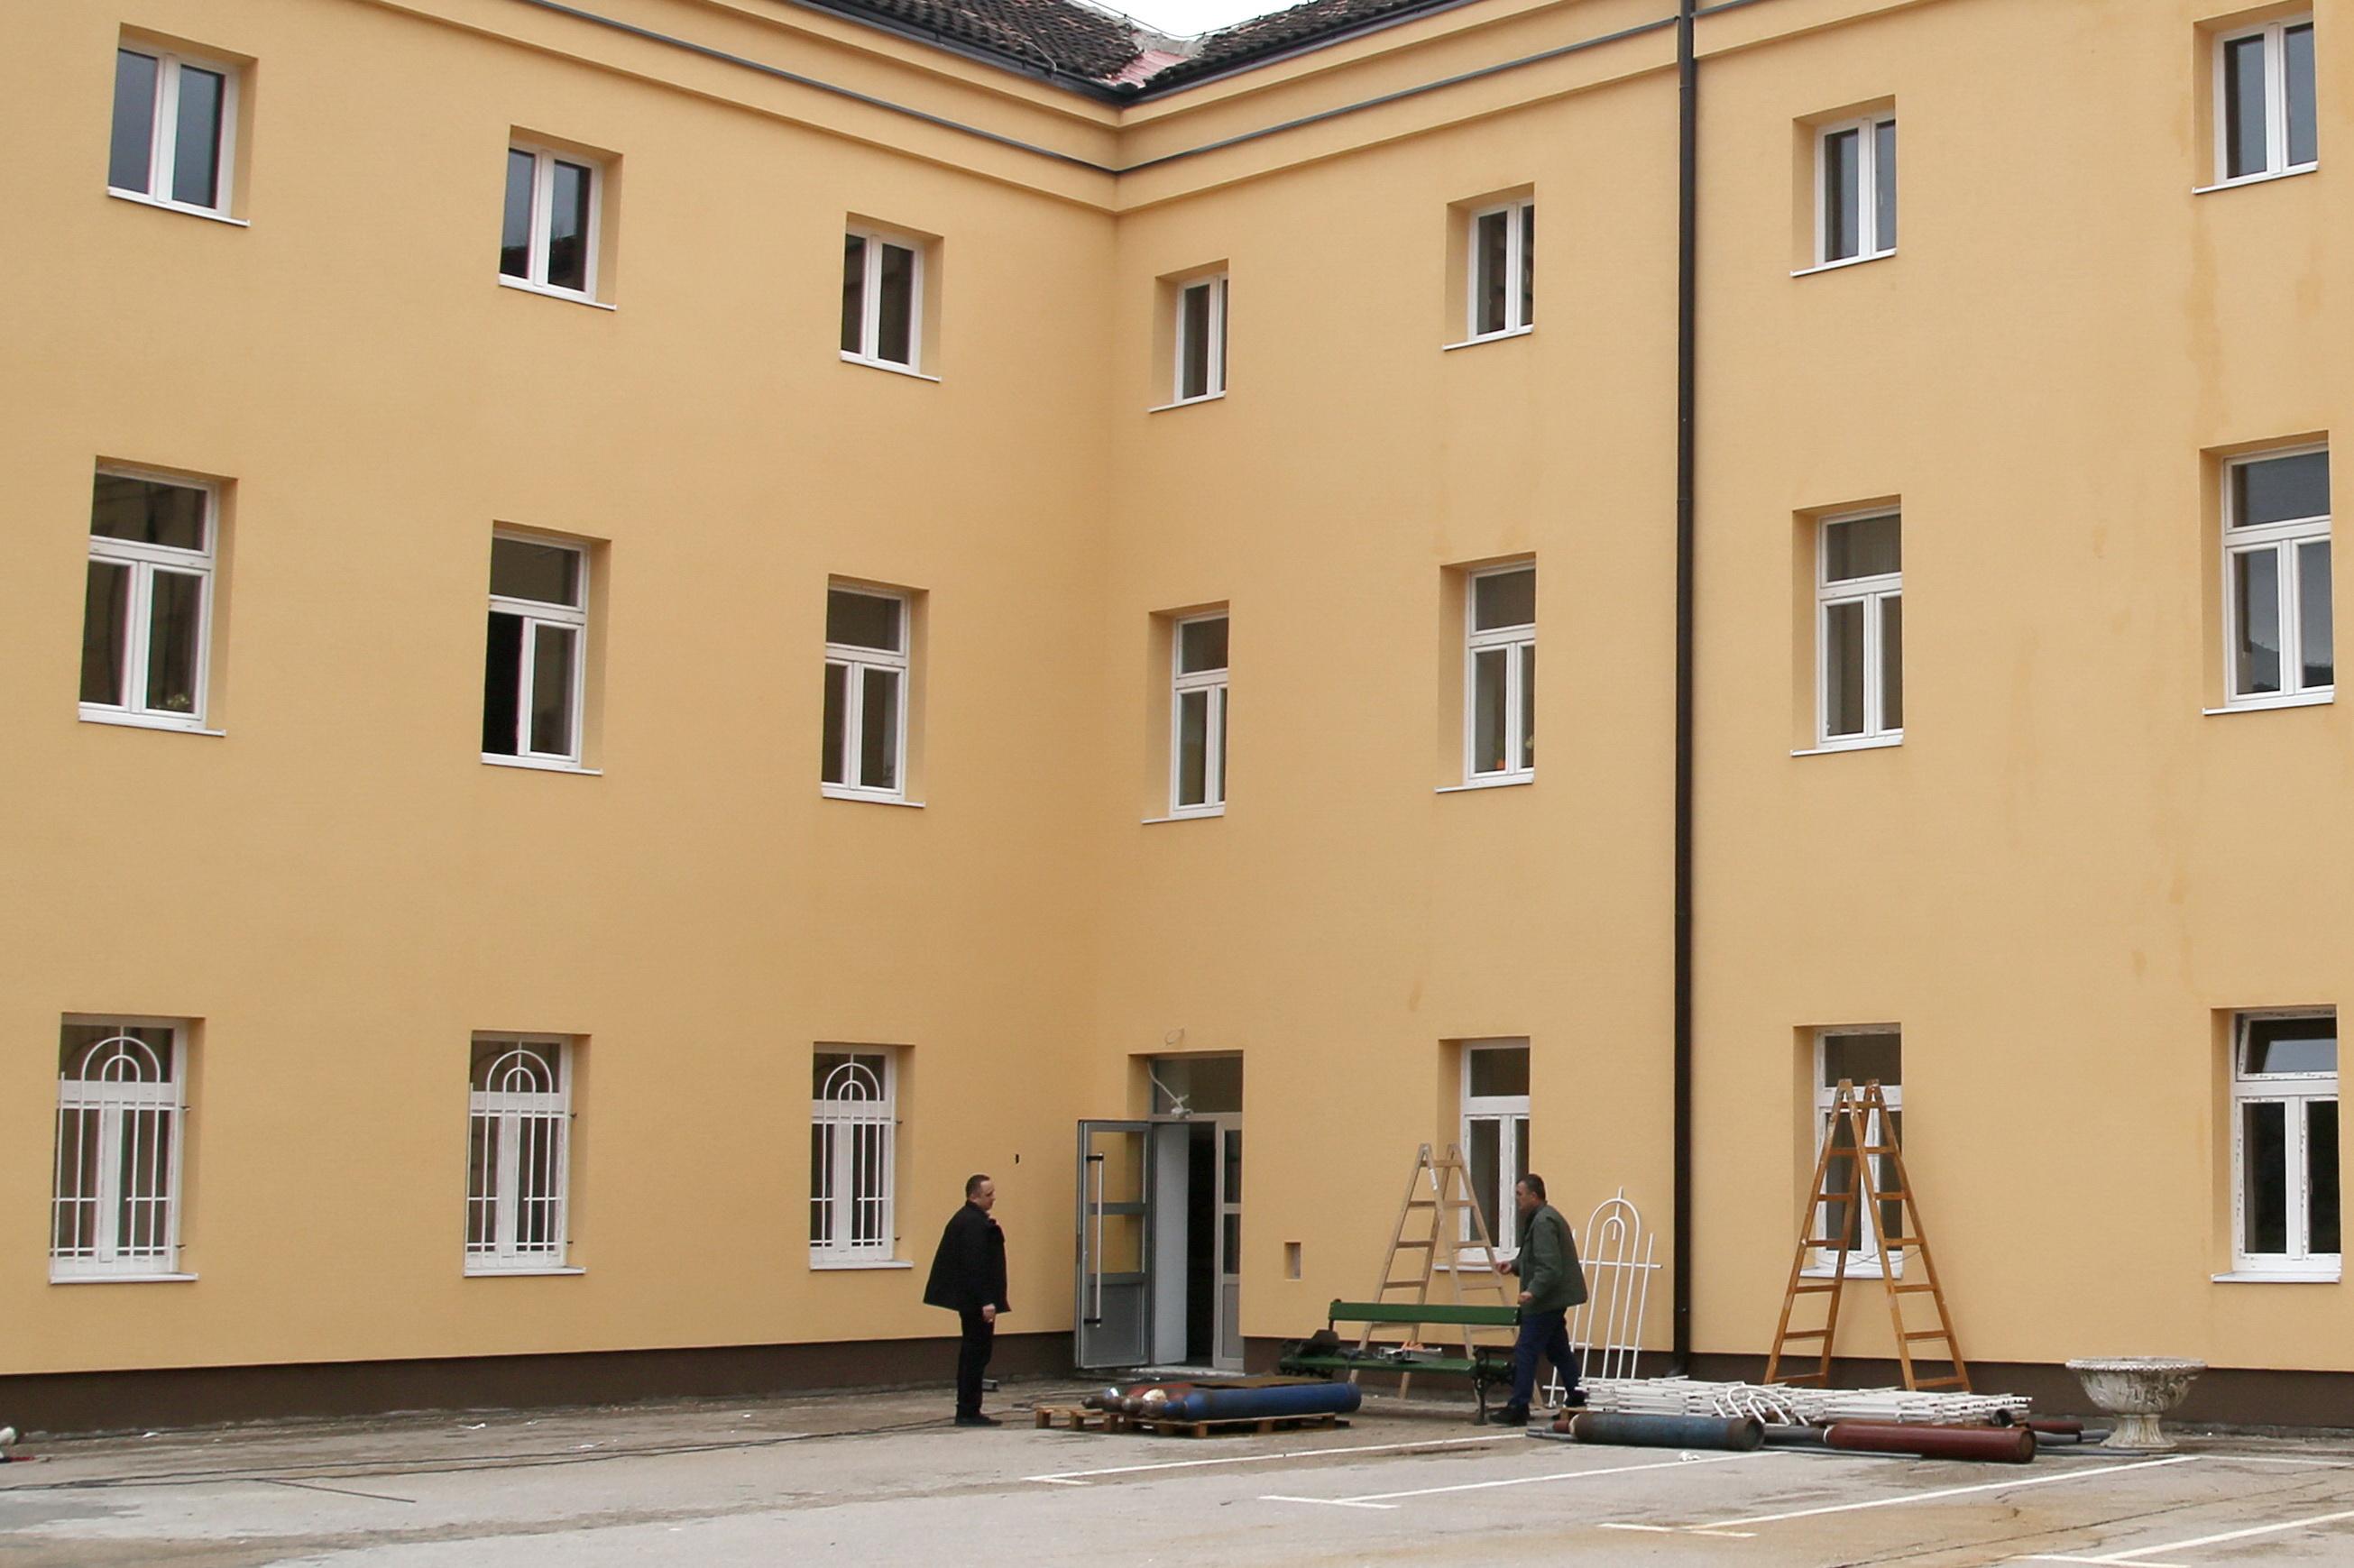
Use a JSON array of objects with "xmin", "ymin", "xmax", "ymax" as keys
[{"xmin": 1075, "ymin": 1120, "xmax": 1154, "ymax": 1370}]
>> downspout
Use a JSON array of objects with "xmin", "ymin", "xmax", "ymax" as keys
[{"xmin": 1669, "ymin": 0, "xmax": 1698, "ymax": 1376}]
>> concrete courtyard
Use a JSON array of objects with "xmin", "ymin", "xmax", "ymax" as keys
[{"xmin": 5, "ymin": 1380, "xmax": 2354, "ymax": 1566}]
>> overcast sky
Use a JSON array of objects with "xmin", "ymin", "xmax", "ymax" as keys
[{"xmin": 1117, "ymin": 0, "xmax": 1297, "ymax": 38}]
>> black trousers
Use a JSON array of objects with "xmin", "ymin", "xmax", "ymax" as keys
[{"xmin": 956, "ymin": 1308, "xmax": 995, "ymax": 1416}]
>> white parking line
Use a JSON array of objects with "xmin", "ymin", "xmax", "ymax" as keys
[
  {"xmin": 2014, "ymin": 1502, "xmax": 2354, "ymax": 1565},
  {"xmin": 1669, "ymin": 1455, "xmax": 2201, "ymax": 1532},
  {"xmin": 1024, "ymin": 1433, "xmax": 1513, "ymax": 1486},
  {"xmin": 1264, "ymin": 1450, "xmax": 1774, "ymax": 1509}
]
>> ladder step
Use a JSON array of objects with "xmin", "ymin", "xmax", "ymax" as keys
[
  {"xmin": 1393, "ymin": 1240, "xmax": 1434, "ymax": 1249},
  {"xmin": 1889, "ymin": 1282, "xmax": 1937, "ymax": 1293},
  {"xmin": 1912, "ymin": 1376, "xmax": 1971, "ymax": 1389},
  {"xmin": 1903, "ymin": 1330, "xmax": 1953, "ymax": 1342},
  {"xmin": 1776, "ymin": 1329, "xmax": 1829, "ymax": 1341},
  {"xmin": 1791, "ymin": 1283, "xmax": 1840, "ymax": 1294},
  {"xmin": 1861, "ymin": 1146, "xmax": 1901, "ymax": 1155}
]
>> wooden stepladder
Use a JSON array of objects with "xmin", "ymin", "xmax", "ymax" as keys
[
  {"xmin": 1353, "ymin": 1144, "xmax": 1517, "ymax": 1396},
  {"xmin": 1764, "ymin": 1080, "xmax": 1970, "ymax": 1392}
]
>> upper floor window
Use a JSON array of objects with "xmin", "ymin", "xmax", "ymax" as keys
[
  {"xmin": 1818, "ymin": 114, "xmax": 1896, "ymax": 264},
  {"xmin": 1467, "ymin": 564, "xmax": 1535, "ymax": 782},
  {"xmin": 841, "ymin": 229, "xmax": 924, "ymax": 371},
  {"xmin": 53, "ymin": 1020, "xmax": 188, "ymax": 1280},
  {"xmin": 483, "ymin": 534, "xmax": 589, "ymax": 767},
  {"xmin": 823, "ymin": 584, "xmax": 909, "ymax": 801},
  {"xmin": 466, "ymin": 1036, "xmax": 574, "ymax": 1274},
  {"xmin": 2232, "ymin": 1012, "xmax": 2339, "ymax": 1274},
  {"xmin": 82, "ymin": 471, "xmax": 216, "ymax": 731},
  {"xmin": 1172, "ymin": 613, "xmax": 1229, "ymax": 816},
  {"xmin": 1175, "ymin": 275, "xmax": 1228, "ymax": 403},
  {"xmin": 500, "ymin": 143, "xmax": 602, "ymax": 301},
  {"xmin": 1817, "ymin": 510, "xmax": 1902, "ymax": 746},
  {"xmin": 1461, "ymin": 1041, "xmax": 1531, "ymax": 1257},
  {"xmin": 2223, "ymin": 446, "xmax": 2331, "ymax": 705},
  {"xmin": 1467, "ymin": 199, "xmax": 1534, "ymax": 340},
  {"xmin": 109, "ymin": 42, "xmax": 234, "ymax": 216},
  {"xmin": 1814, "ymin": 1028, "xmax": 1901, "ymax": 1275},
  {"xmin": 811, "ymin": 1049, "xmax": 898, "ymax": 1265},
  {"xmin": 2216, "ymin": 16, "xmax": 2317, "ymax": 183}
]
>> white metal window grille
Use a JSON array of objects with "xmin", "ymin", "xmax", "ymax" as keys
[
  {"xmin": 2231, "ymin": 1012, "xmax": 2340, "ymax": 1274},
  {"xmin": 822, "ymin": 585, "xmax": 910, "ymax": 800},
  {"xmin": 465, "ymin": 1037, "xmax": 572, "ymax": 1273},
  {"xmin": 811, "ymin": 1050, "xmax": 897, "ymax": 1261},
  {"xmin": 1812, "ymin": 1029, "xmax": 1901, "ymax": 1276},
  {"xmin": 2216, "ymin": 17, "xmax": 2318, "ymax": 183},
  {"xmin": 1461, "ymin": 1041, "xmax": 1531, "ymax": 1259},
  {"xmin": 1172, "ymin": 614, "xmax": 1229, "ymax": 815},
  {"xmin": 1817, "ymin": 114, "xmax": 1897, "ymax": 264},
  {"xmin": 81, "ymin": 471, "xmax": 216, "ymax": 730},
  {"xmin": 52, "ymin": 1021, "xmax": 186, "ymax": 1279},
  {"xmin": 1467, "ymin": 199, "xmax": 1535, "ymax": 339},
  {"xmin": 1174, "ymin": 275, "xmax": 1228, "ymax": 403},
  {"xmin": 1817, "ymin": 511, "xmax": 1903, "ymax": 745},
  {"xmin": 498, "ymin": 144, "xmax": 601, "ymax": 299},
  {"xmin": 108, "ymin": 44, "xmax": 235, "ymax": 216},
  {"xmin": 841, "ymin": 230, "xmax": 924, "ymax": 371},
  {"xmin": 2223, "ymin": 447, "xmax": 2331, "ymax": 705},
  {"xmin": 1466, "ymin": 564, "xmax": 1536, "ymax": 781},
  {"xmin": 483, "ymin": 535, "xmax": 589, "ymax": 766}
]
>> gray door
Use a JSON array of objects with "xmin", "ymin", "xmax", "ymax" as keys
[{"xmin": 1075, "ymin": 1121, "xmax": 1154, "ymax": 1370}]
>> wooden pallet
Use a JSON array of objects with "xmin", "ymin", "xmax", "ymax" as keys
[
  {"xmin": 1031, "ymin": 1405, "xmax": 1114, "ymax": 1430},
  {"xmin": 1120, "ymin": 1411, "xmax": 1350, "ymax": 1439}
]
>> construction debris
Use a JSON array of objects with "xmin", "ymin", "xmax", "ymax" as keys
[{"xmin": 1575, "ymin": 1375, "xmax": 2029, "ymax": 1426}]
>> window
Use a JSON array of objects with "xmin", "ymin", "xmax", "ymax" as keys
[
  {"xmin": 1816, "ymin": 511, "xmax": 1902, "ymax": 745},
  {"xmin": 811, "ymin": 1049, "xmax": 897, "ymax": 1263},
  {"xmin": 499, "ymin": 143, "xmax": 601, "ymax": 300},
  {"xmin": 1467, "ymin": 199, "xmax": 1535, "ymax": 340},
  {"xmin": 1174, "ymin": 275, "xmax": 1228, "ymax": 403},
  {"xmin": 1813, "ymin": 1029, "xmax": 1901, "ymax": 1274},
  {"xmin": 2232, "ymin": 1013, "xmax": 2339, "ymax": 1274},
  {"xmin": 82, "ymin": 471, "xmax": 216, "ymax": 730},
  {"xmin": 1466, "ymin": 564, "xmax": 1535, "ymax": 782},
  {"xmin": 823, "ymin": 585, "xmax": 909, "ymax": 800},
  {"xmin": 2215, "ymin": 16, "xmax": 2317, "ymax": 183},
  {"xmin": 108, "ymin": 42, "xmax": 235, "ymax": 216},
  {"xmin": 2223, "ymin": 447, "xmax": 2331, "ymax": 704},
  {"xmin": 841, "ymin": 229, "xmax": 924, "ymax": 371},
  {"xmin": 483, "ymin": 535, "xmax": 589, "ymax": 766},
  {"xmin": 1462, "ymin": 1042, "xmax": 1531, "ymax": 1257},
  {"xmin": 52, "ymin": 1020, "xmax": 187, "ymax": 1279},
  {"xmin": 466, "ymin": 1036, "xmax": 573, "ymax": 1273},
  {"xmin": 1817, "ymin": 114, "xmax": 1897, "ymax": 264},
  {"xmin": 1172, "ymin": 614, "xmax": 1229, "ymax": 815}
]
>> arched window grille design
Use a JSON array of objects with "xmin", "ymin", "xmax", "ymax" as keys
[
  {"xmin": 811, "ymin": 1050, "xmax": 897, "ymax": 1262},
  {"xmin": 53, "ymin": 1021, "xmax": 185, "ymax": 1278},
  {"xmin": 466, "ymin": 1037, "xmax": 572, "ymax": 1272}
]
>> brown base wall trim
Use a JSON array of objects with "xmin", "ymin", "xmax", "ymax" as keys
[{"xmin": 0, "ymin": 1332, "xmax": 1076, "ymax": 1437}]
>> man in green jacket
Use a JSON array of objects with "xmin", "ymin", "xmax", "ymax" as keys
[{"xmin": 1493, "ymin": 1173, "xmax": 1587, "ymax": 1426}]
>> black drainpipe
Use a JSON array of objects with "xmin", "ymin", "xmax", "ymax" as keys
[{"xmin": 1670, "ymin": 0, "xmax": 1698, "ymax": 1377}]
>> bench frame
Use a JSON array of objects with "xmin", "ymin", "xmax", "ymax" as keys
[{"xmin": 1278, "ymin": 1298, "xmax": 1523, "ymax": 1422}]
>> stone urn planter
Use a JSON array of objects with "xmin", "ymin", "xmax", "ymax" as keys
[{"xmin": 2066, "ymin": 1358, "xmax": 2205, "ymax": 1451}]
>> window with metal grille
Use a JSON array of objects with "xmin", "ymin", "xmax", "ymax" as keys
[
  {"xmin": 466, "ymin": 1037, "xmax": 572, "ymax": 1273},
  {"xmin": 811, "ymin": 1049, "xmax": 897, "ymax": 1264},
  {"xmin": 53, "ymin": 1021, "xmax": 186, "ymax": 1279}
]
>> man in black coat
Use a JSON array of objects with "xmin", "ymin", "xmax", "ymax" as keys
[{"xmin": 924, "ymin": 1173, "xmax": 1010, "ymax": 1426}]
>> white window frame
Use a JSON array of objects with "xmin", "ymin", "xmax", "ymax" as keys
[
  {"xmin": 1172, "ymin": 274, "xmax": 1229, "ymax": 405},
  {"xmin": 1465, "ymin": 198, "xmax": 1535, "ymax": 342},
  {"xmin": 1460, "ymin": 1041, "xmax": 1531, "ymax": 1261},
  {"xmin": 81, "ymin": 469, "xmax": 217, "ymax": 732},
  {"xmin": 823, "ymin": 584, "xmax": 911, "ymax": 803},
  {"xmin": 2230, "ymin": 1010, "xmax": 2340, "ymax": 1276},
  {"xmin": 1171, "ymin": 613, "xmax": 1229, "ymax": 818},
  {"xmin": 500, "ymin": 142, "xmax": 603, "ymax": 302},
  {"xmin": 1816, "ymin": 509, "xmax": 1903, "ymax": 747},
  {"xmin": 2212, "ymin": 16, "xmax": 2318, "ymax": 186},
  {"xmin": 811, "ymin": 1048, "xmax": 899, "ymax": 1266},
  {"xmin": 108, "ymin": 43, "xmax": 238, "ymax": 219},
  {"xmin": 2222, "ymin": 445, "xmax": 2332, "ymax": 708},
  {"xmin": 1816, "ymin": 113, "xmax": 1897, "ymax": 266},
  {"xmin": 51, "ymin": 1018, "xmax": 189, "ymax": 1281},
  {"xmin": 465, "ymin": 1035, "xmax": 574, "ymax": 1275},
  {"xmin": 841, "ymin": 227, "xmax": 925, "ymax": 372},
  {"xmin": 484, "ymin": 533, "xmax": 590, "ymax": 768},
  {"xmin": 1465, "ymin": 564, "xmax": 1536, "ymax": 784},
  {"xmin": 1810, "ymin": 1026, "xmax": 1903, "ymax": 1279}
]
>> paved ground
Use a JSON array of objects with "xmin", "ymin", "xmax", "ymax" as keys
[{"xmin": 5, "ymin": 1380, "xmax": 2354, "ymax": 1565}]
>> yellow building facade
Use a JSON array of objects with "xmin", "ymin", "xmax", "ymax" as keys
[{"xmin": 4, "ymin": 0, "xmax": 2346, "ymax": 1426}]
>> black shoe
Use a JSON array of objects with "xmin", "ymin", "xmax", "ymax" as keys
[
  {"xmin": 1560, "ymin": 1390, "xmax": 1588, "ymax": 1409},
  {"xmin": 1494, "ymin": 1405, "xmax": 1529, "ymax": 1426},
  {"xmin": 954, "ymin": 1412, "xmax": 1001, "ymax": 1427}
]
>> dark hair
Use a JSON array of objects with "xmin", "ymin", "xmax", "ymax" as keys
[
  {"xmin": 1516, "ymin": 1173, "xmax": 1547, "ymax": 1202},
  {"xmin": 966, "ymin": 1173, "xmax": 993, "ymax": 1197}
]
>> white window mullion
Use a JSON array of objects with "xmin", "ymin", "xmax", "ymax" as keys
[
  {"xmin": 2267, "ymin": 25, "xmax": 2290, "ymax": 176},
  {"xmin": 151, "ymin": 60, "xmax": 181, "ymax": 206},
  {"xmin": 861, "ymin": 243, "xmax": 884, "ymax": 361},
  {"xmin": 529, "ymin": 155, "xmax": 554, "ymax": 288}
]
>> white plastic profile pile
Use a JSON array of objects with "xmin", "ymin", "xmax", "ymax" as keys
[{"xmin": 1578, "ymin": 1377, "xmax": 2030, "ymax": 1427}]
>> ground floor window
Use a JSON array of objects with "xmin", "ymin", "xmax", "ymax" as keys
[
  {"xmin": 1462, "ymin": 1040, "xmax": 1530, "ymax": 1256},
  {"xmin": 2233, "ymin": 1011, "xmax": 2339, "ymax": 1274},
  {"xmin": 466, "ymin": 1036, "xmax": 573, "ymax": 1272},
  {"xmin": 1813, "ymin": 1027, "xmax": 1901, "ymax": 1273},
  {"xmin": 811, "ymin": 1048, "xmax": 897, "ymax": 1261},
  {"xmin": 52, "ymin": 1019, "xmax": 186, "ymax": 1279}
]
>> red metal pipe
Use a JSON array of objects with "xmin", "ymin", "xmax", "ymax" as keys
[{"xmin": 1824, "ymin": 1422, "xmax": 2036, "ymax": 1463}]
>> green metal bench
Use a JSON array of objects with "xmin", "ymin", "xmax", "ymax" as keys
[{"xmin": 1279, "ymin": 1299, "xmax": 1522, "ymax": 1422}]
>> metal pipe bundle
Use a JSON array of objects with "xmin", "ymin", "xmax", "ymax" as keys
[
  {"xmin": 1557, "ymin": 1411, "xmax": 1763, "ymax": 1452},
  {"xmin": 1158, "ymin": 1382, "xmax": 1362, "ymax": 1423},
  {"xmin": 1824, "ymin": 1421, "xmax": 2036, "ymax": 1463}
]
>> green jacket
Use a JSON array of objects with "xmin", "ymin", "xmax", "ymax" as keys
[{"xmin": 1513, "ymin": 1203, "xmax": 1588, "ymax": 1313}]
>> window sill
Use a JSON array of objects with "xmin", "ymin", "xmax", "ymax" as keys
[
  {"xmin": 1437, "ymin": 775, "xmax": 1534, "ymax": 793},
  {"xmin": 1147, "ymin": 392, "xmax": 1227, "ymax": 414},
  {"xmin": 810, "ymin": 1256, "xmax": 914, "ymax": 1271},
  {"xmin": 2194, "ymin": 164, "xmax": 2318, "ymax": 196},
  {"xmin": 483, "ymin": 755, "xmax": 602, "ymax": 775},
  {"xmin": 821, "ymin": 786, "xmax": 924, "ymax": 807},
  {"xmin": 1144, "ymin": 807, "xmax": 1226, "ymax": 823},
  {"xmin": 1791, "ymin": 251, "xmax": 1895, "ymax": 279},
  {"xmin": 839, "ymin": 353, "xmax": 941, "ymax": 382},
  {"xmin": 106, "ymin": 188, "xmax": 248, "ymax": 227},
  {"xmin": 464, "ymin": 1265, "xmax": 586, "ymax": 1278},
  {"xmin": 2213, "ymin": 1269, "xmax": 2340, "ymax": 1284},
  {"xmin": 2205, "ymin": 692, "xmax": 2333, "ymax": 715},
  {"xmin": 51, "ymin": 1271, "xmax": 198, "ymax": 1285},
  {"xmin": 1443, "ymin": 326, "xmax": 1535, "ymax": 352},
  {"xmin": 1792, "ymin": 736, "xmax": 1903, "ymax": 757},
  {"xmin": 79, "ymin": 708, "xmax": 224, "ymax": 737},
  {"xmin": 496, "ymin": 276, "xmax": 616, "ymax": 311}
]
